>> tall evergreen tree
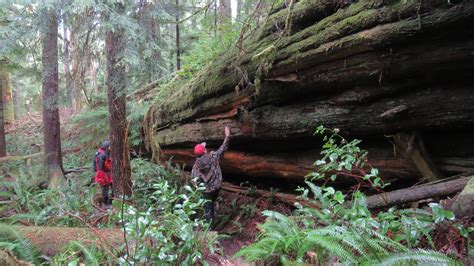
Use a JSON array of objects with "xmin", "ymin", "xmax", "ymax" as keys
[
  {"xmin": 105, "ymin": 3, "xmax": 132, "ymax": 197},
  {"xmin": 41, "ymin": 5, "xmax": 64, "ymax": 187}
]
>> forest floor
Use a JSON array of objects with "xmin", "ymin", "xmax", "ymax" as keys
[{"xmin": 1, "ymin": 111, "xmax": 473, "ymax": 264}]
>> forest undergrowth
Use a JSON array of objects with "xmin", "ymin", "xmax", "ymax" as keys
[{"xmin": 0, "ymin": 112, "xmax": 472, "ymax": 265}]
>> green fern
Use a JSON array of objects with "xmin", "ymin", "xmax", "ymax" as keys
[
  {"xmin": 235, "ymin": 214, "xmax": 460, "ymax": 265},
  {"xmin": 66, "ymin": 241, "xmax": 100, "ymax": 266},
  {"xmin": 362, "ymin": 249, "xmax": 462, "ymax": 266},
  {"xmin": 0, "ymin": 224, "xmax": 40, "ymax": 264}
]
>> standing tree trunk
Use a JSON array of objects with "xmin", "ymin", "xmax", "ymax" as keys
[
  {"xmin": 62, "ymin": 12, "xmax": 73, "ymax": 111},
  {"xmin": 13, "ymin": 85, "xmax": 21, "ymax": 121},
  {"xmin": 0, "ymin": 61, "xmax": 7, "ymax": 157},
  {"xmin": 41, "ymin": 7, "xmax": 64, "ymax": 187},
  {"xmin": 168, "ymin": 23, "xmax": 175, "ymax": 74},
  {"xmin": 218, "ymin": 0, "xmax": 231, "ymax": 25},
  {"xmin": 105, "ymin": 4, "xmax": 132, "ymax": 197},
  {"xmin": 175, "ymin": 0, "xmax": 181, "ymax": 71},
  {"xmin": 1, "ymin": 62, "xmax": 14, "ymax": 124}
]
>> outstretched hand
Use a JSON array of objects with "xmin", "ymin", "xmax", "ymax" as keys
[{"xmin": 224, "ymin": 126, "xmax": 230, "ymax": 137}]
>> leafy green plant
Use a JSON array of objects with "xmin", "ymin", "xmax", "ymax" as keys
[
  {"xmin": 117, "ymin": 158, "xmax": 221, "ymax": 264},
  {"xmin": 308, "ymin": 125, "xmax": 388, "ymax": 191},
  {"xmin": 51, "ymin": 240, "xmax": 112, "ymax": 265},
  {"xmin": 236, "ymin": 126, "xmax": 466, "ymax": 265}
]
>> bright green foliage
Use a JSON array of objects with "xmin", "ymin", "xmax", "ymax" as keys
[
  {"xmin": 236, "ymin": 126, "xmax": 467, "ymax": 265},
  {"xmin": 117, "ymin": 158, "xmax": 220, "ymax": 264},
  {"xmin": 0, "ymin": 174, "xmax": 102, "ymax": 227},
  {"xmin": 308, "ymin": 125, "xmax": 387, "ymax": 189},
  {"xmin": 0, "ymin": 224, "xmax": 40, "ymax": 264},
  {"xmin": 51, "ymin": 240, "xmax": 111, "ymax": 266}
]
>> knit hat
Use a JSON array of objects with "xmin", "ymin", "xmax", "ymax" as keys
[{"xmin": 194, "ymin": 142, "xmax": 206, "ymax": 156}]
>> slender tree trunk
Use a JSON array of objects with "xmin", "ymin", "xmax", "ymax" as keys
[
  {"xmin": 168, "ymin": 23, "xmax": 175, "ymax": 73},
  {"xmin": 0, "ymin": 61, "xmax": 7, "ymax": 157},
  {"xmin": 62, "ymin": 12, "xmax": 73, "ymax": 111},
  {"xmin": 1, "ymin": 63, "xmax": 14, "ymax": 124},
  {"xmin": 175, "ymin": 0, "xmax": 181, "ymax": 71},
  {"xmin": 91, "ymin": 60, "xmax": 99, "ymax": 95},
  {"xmin": 218, "ymin": 0, "xmax": 231, "ymax": 25},
  {"xmin": 41, "ymin": 7, "xmax": 64, "ymax": 187},
  {"xmin": 13, "ymin": 83, "xmax": 21, "ymax": 121},
  {"xmin": 105, "ymin": 4, "xmax": 132, "ymax": 197}
]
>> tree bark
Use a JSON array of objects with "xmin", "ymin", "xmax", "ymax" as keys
[
  {"xmin": 41, "ymin": 6, "xmax": 64, "ymax": 187},
  {"xmin": 218, "ymin": 0, "xmax": 231, "ymax": 25},
  {"xmin": 11, "ymin": 226, "xmax": 124, "ymax": 257},
  {"xmin": 168, "ymin": 23, "xmax": 175, "ymax": 73},
  {"xmin": 62, "ymin": 11, "xmax": 73, "ymax": 110},
  {"xmin": 106, "ymin": 3, "xmax": 133, "ymax": 197},
  {"xmin": 13, "ymin": 85, "xmax": 21, "ymax": 121},
  {"xmin": 175, "ymin": 0, "xmax": 181, "ymax": 71},
  {"xmin": 0, "ymin": 61, "xmax": 6, "ymax": 157},
  {"xmin": 365, "ymin": 176, "xmax": 472, "ymax": 209},
  {"xmin": 0, "ymin": 62, "xmax": 14, "ymax": 124},
  {"xmin": 144, "ymin": 1, "xmax": 474, "ymax": 187}
]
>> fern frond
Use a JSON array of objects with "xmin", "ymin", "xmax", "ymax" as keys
[
  {"xmin": 67, "ymin": 240, "xmax": 100, "ymax": 266},
  {"xmin": 0, "ymin": 224, "xmax": 40, "ymax": 264},
  {"xmin": 363, "ymin": 249, "xmax": 462, "ymax": 266}
]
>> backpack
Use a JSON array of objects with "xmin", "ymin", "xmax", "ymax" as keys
[{"xmin": 92, "ymin": 150, "xmax": 102, "ymax": 172}]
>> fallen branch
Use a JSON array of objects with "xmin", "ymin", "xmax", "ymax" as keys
[
  {"xmin": 64, "ymin": 166, "xmax": 90, "ymax": 174},
  {"xmin": 365, "ymin": 176, "xmax": 472, "ymax": 209},
  {"xmin": 222, "ymin": 182, "xmax": 319, "ymax": 209}
]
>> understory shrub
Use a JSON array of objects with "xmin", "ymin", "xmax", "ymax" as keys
[{"xmin": 236, "ymin": 126, "xmax": 471, "ymax": 265}]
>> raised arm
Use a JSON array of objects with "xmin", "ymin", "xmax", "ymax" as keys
[{"xmin": 215, "ymin": 127, "xmax": 230, "ymax": 159}]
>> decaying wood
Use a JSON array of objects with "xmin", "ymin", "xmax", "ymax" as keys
[
  {"xmin": 164, "ymin": 148, "xmax": 417, "ymax": 182},
  {"xmin": 450, "ymin": 177, "xmax": 474, "ymax": 217},
  {"xmin": 222, "ymin": 182, "xmax": 320, "ymax": 209},
  {"xmin": 390, "ymin": 132, "xmax": 442, "ymax": 182},
  {"xmin": 365, "ymin": 176, "xmax": 472, "ymax": 209},
  {"xmin": 12, "ymin": 226, "xmax": 124, "ymax": 257},
  {"xmin": 0, "ymin": 250, "xmax": 31, "ymax": 266},
  {"xmin": 143, "ymin": 1, "xmax": 474, "ymax": 186}
]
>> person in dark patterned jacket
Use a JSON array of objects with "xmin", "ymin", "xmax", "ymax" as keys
[{"xmin": 191, "ymin": 126, "xmax": 230, "ymax": 222}]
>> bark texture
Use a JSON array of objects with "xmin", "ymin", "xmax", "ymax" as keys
[
  {"xmin": 62, "ymin": 12, "xmax": 73, "ymax": 110},
  {"xmin": 365, "ymin": 176, "xmax": 472, "ymax": 209},
  {"xmin": 11, "ymin": 226, "xmax": 123, "ymax": 257},
  {"xmin": 144, "ymin": 0, "xmax": 474, "ymax": 187},
  {"xmin": 106, "ymin": 4, "xmax": 133, "ymax": 197},
  {"xmin": 41, "ymin": 7, "xmax": 64, "ymax": 187},
  {"xmin": 0, "ymin": 61, "xmax": 7, "ymax": 157},
  {"xmin": 0, "ymin": 62, "xmax": 14, "ymax": 124}
]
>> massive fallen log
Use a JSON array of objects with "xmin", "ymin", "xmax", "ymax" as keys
[
  {"xmin": 144, "ymin": 0, "xmax": 474, "ymax": 187},
  {"xmin": 11, "ymin": 226, "xmax": 124, "ymax": 257}
]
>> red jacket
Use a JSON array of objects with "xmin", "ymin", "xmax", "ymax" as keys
[{"xmin": 94, "ymin": 148, "xmax": 113, "ymax": 185}]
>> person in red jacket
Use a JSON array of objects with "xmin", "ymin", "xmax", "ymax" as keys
[{"xmin": 94, "ymin": 140, "xmax": 113, "ymax": 208}]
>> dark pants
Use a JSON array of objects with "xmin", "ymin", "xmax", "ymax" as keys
[
  {"xmin": 101, "ymin": 184, "xmax": 114, "ymax": 205},
  {"xmin": 203, "ymin": 190, "xmax": 219, "ymax": 222}
]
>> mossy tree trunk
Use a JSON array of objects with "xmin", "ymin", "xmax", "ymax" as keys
[
  {"xmin": 106, "ymin": 3, "xmax": 133, "ymax": 197},
  {"xmin": 0, "ymin": 62, "xmax": 14, "ymax": 124},
  {"xmin": 41, "ymin": 6, "xmax": 64, "ymax": 187},
  {"xmin": 144, "ymin": 0, "xmax": 474, "ymax": 186}
]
